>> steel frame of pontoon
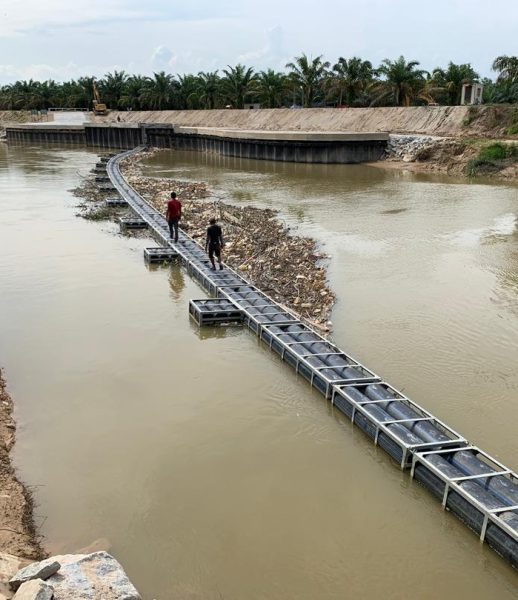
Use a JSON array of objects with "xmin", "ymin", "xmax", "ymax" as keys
[
  {"xmin": 411, "ymin": 446, "xmax": 518, "ymax": 544},
  {"xmin": 106, "ymin": 147, "xmax": 518, "ymax": 563},
  {"xmin": 189, "ymin": 298, "xmax": 243, "ymax": 326},
  {"xmin": 332, "ymin": 382, "xmax": 467, "ymax": 468},
  {"xmin": 260, "ymin": 323, "xmax": 382, "ymax": 399},
  {"xmin": 217, "ymin": 286, "xmax": 302, "ymax": 332}
]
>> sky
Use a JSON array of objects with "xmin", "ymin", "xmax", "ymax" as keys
[{"xmin": 0, "ymin": 0, "xmax": 517, "ymax": 83}]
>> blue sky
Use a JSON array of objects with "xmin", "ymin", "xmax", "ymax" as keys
[{"xmin": 1, "ymin": 0, "xmax": 517, "ymax": 83}]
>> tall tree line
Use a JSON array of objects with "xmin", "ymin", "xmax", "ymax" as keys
[{"xmin": 1, "ymin": 54, "xmax": 517, "ymax": 111}]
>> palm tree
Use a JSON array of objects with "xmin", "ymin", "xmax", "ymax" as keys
[
  {"xmin": 177, "ymin": 74, "xmax": 201, "ymax": 109},
  {"xmin": 285, "ymin": 54, "xmax": 330, "ymax": 107},
  {"xmin": 119, "ymin": 75, "xmax": 146, "ymax": 110},
  {"xmin": 99, "ymin": 70, "xmax": 129, "ymax": 108},
  {"xmin": 68, "ymin": 77, "xmax": 96, "ymax": 109},
  {"xmin": 431, "ymin": 62, "xmax": 479, "ymax": 105},
  {"xmin": 196, "ymin": 71, "xmax": 221, "ymax": 109},
  {"xmin": 256, "ymin": 69, "xmax": 287, "ymax": 108},
  {"xmin": 139, "ymin": 71, "xmax": 176, "ymax": 110},
  {"xmin": 492, "ymin": 55, "xmax": 518, "ymax": 84},
  {"xmin": 0, "ymin": 84, "xmax": 19, "ymax": 109},
  {"xmin": 11, "ymin": 80, "xmax": 41, "ymax": 109},
  {"xmin": 221, "ymin": 64, "xmax": 256, "ymax": 108},
  {"xmin": 492, "ymin": 80, "xmax": 518, "ymax": 103},
  {"xmin": 371, "ymin": 56, "xmax": 428, "ymax": 106},
  {"xmin": 35, "ymin": 80, "xmax": 61, "ymax": 109},
  {"xmin": 329, "ymin": 56, "xmax": 373, "ymax": 106}
]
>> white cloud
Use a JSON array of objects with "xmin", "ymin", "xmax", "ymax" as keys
[
  {"xmin": 2, "ymin": 0, "xmax": 518, "ymax": 82},
  {"xmin": 0, "ymin": 0, "xmax": 148, "ymax": 37},
  {"xmin": 151, "ymin": 46, "xmax": 177, "ymax": 71},
  {"xmin": 0, "ymin": 61, "xmax": 130, "ymax": 83},
  {"xmin": 238, "ymin": 25, "xmax": 287, "ymax": 69}
]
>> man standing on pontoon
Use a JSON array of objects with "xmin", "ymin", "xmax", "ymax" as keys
[
  {"xmin": 205, "ymin": 217, "xmax": 224, "ymax": 270},
  {"xmin": 166, "ymin": 191, "xmax": 182, "ymax": 243}
]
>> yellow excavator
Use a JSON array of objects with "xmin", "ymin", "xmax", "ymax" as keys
[{"xmin": 92, "ymin": 80, "xmax": 108, "ymax": 115}]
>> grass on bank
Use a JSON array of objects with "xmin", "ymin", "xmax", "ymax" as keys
[{"xmin": 467, "ymin": 142, "xmax": 518, "ymax": 176}]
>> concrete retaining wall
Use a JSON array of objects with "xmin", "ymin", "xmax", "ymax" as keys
[
  {"xmin": 6, "ymin": 123, "xmax": 388, "ymax": 163},
  {"xmin": 5, "ymin": 125, "xmax": 85, "ymax": 145},
  {"xmin": 173, "ymin": 132, "xmax": 386, "ymax": 163}
]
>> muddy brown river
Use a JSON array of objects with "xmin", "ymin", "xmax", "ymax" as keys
[{"xmin": 1, "ymin": 144, "xmax": 518, "ymax": 599}]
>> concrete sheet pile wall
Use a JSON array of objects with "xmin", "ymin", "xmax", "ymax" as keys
[
  {"xmin": 173, "ymin": 133, "xmax": 386, "ymax": 163},
  {"xmin": 84, "ymin": 126, "xmax": 142, "ymax": 149},
  {"xmin": 5, "ymin": 127, "xmax": 85, "ymax": 145}
]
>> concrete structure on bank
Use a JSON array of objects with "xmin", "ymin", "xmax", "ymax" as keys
[{"xmin": 5, "ymin": 122, "xmax": 388, "ymax": 164}]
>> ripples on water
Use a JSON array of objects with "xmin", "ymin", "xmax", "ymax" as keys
[{"xmin": 2, "ymin": 146, "xmax": 518, "ymax": 599}]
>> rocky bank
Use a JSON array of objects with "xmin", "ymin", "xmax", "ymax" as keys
[
  {"xmin": 1, "ymin": 551, "xmax": 141, "ymax": 600},
  {"xmin": 376, "ymin": 133, "xmax": 518, "ymax": 179}
]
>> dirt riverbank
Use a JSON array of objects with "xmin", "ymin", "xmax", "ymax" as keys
[
  {"xmin": 0, "ymin": 370, "xmax": 45, "ymax": 561},
  {"xmin": 371, "ymin": 137, "xmax": 518, "ymax": 180},
  {"xmin": 95, "ymin": 105, "xmax": 518, "ymax": 139},
  {"xmin": 74, "ymin": 149, "xmax": 335, "ymax": 329}
]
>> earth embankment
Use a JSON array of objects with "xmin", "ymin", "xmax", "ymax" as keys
[
  {"xmin": 95, "ymin": 105, "xmax": 518, "ymax": 139},
  {"xmin": 0, "ymin": 370, "xmax": 45, "ymax": 561}
]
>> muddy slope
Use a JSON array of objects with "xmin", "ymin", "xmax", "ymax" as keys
[{"xmin": 0, "ymin": 370, "xmax": 45, "ymax": 560}]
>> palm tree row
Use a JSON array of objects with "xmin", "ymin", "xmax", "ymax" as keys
[{"xmin": 1, "ymin": 54, "xmax": 517, "ymax": 111}]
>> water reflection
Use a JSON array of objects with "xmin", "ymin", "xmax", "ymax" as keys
[
  {"xmin": 167, "ymin": 265, "xmax": 186, "ymax": 301},
  {"xmin": 191, "ymin": 323, "xmax": 244, "ymax": 341}
]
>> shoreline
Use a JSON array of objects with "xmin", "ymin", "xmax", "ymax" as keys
[
  {"xmin": 369, "ymin": 136, "xmax": 518, "ymax": 180},
  {"xmin": 0, "ymin": 369, "xmax": 46, "ymax": 562}
]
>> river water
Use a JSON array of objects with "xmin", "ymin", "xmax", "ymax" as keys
[{"xmin": 1, "ymin": 144, "xmax": 518, "ymax": 599}]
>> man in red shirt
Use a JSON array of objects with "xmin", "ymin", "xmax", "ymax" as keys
[{"xmin": 166, "ymin": 192, "xmax": 182, "ymax": 243}]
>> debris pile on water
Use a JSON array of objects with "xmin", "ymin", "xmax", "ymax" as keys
[
  {"xmin": 121, "ymin": 152, "xmax": 335, "ymax": 329},
  {"xmin": 72, "ymin": 150, "xmax": 335, "ymax": 330}
]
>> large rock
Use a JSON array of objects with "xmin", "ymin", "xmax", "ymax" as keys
[
  {"xmin": 46, "ymin": 552, "xmax": 141, "ymax": 600},
  {"xmin": 0, "ymin": 554, "xmax": 31, "ymax": 600},
  {"xmin": 9, "ymin": 559, "xmax": 60, "ymax": 592},
  {"xmin": 12, "ymin": 580, "xmax": 53, "ymax": 600}
]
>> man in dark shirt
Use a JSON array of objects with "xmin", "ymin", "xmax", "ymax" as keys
[
  {"xmin": 166, "ymin": 192, "xmax": 182, "ymax": 243},
  {"xmin": 205, "ymin": 217, "xmax": 224, "ymax": 270}
]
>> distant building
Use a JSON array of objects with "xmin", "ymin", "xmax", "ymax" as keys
[{"xmin": 461, "ymin": 83, "xmax": 484, "ymax": 105}]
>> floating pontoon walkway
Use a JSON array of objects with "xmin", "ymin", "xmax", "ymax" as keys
[{"xmin": 106, "ymin": 147, "xmax": 518, "ymax": 571}]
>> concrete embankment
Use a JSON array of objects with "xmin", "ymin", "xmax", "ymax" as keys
[
  {"xmin": 89, "ymin": 107, "xmax": 518, "ymax": 177},
  {"xmin": 5, "ymin": 122, "xmax": 388, "ymax": 164}
]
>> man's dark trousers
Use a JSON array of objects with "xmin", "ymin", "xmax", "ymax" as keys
[{"xmin": 168, "ymin": 218, "xmax": 179, "ymax": 242}]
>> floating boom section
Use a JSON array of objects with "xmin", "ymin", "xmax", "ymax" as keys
[{"xmin": 106, "ymin": 147, "xmax": 518, "ymax": 571}]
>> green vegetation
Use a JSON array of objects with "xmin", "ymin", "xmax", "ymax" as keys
[
  {"xmin": 1, "ymin": 54, "xmax": 517, "ymax": 111},
  {"xmin": 467, "ymin": 143, "xmax": 518, "ymax": 176}
]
